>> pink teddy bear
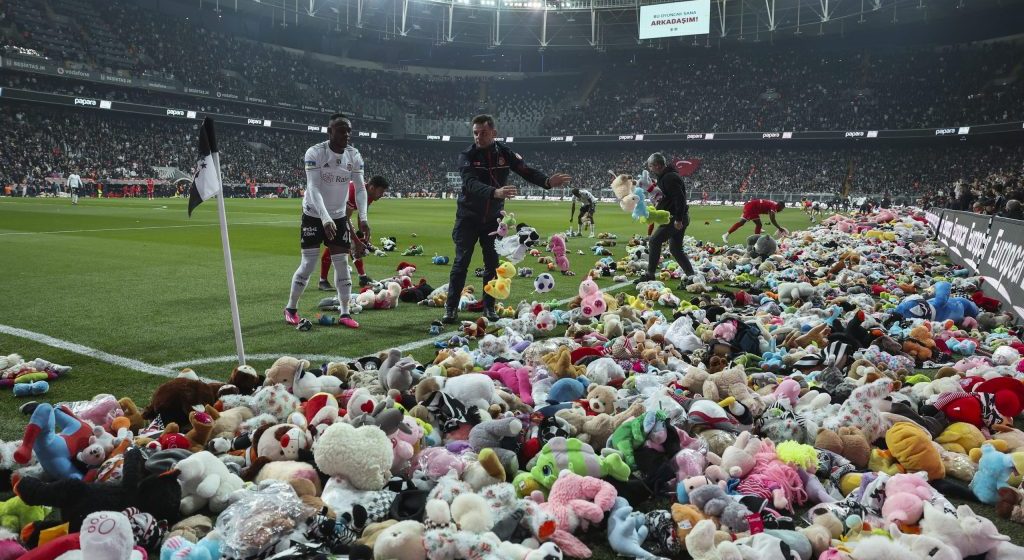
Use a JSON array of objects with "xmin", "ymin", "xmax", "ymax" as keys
[
  {"xmin": 529, "ymin": 471, "xmax": 617, "ymax": 558},
  {"xmin": 578, "ymin": 276, "xmax": 606, "ymax": 318}
]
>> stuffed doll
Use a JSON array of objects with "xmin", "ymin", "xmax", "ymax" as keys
[
  {"xmin": 143, "ymin": 377, "xmax": 226, "ymax": 428},
  {"xmin": 177, "ymin": 450, "xmax": 245, "ymax": 515},
  {"xmin": 970, "ymin": 443, "xmax": 1015, "ymax": 504},
  {"xmin": 522, "ymin": 437, "xmax": 630, "ymax": 491},
  {"xmin": 13, "ymin": 403, "xmax": 94, "ymax": 480}
]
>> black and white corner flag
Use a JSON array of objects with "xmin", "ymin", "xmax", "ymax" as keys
[{"xmin": 188, "ymin": 117, "xmax": 222, "ymax": 217}]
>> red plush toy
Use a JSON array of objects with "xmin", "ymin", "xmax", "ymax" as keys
[
  {"xmin": 935, "ymin": 377, "xmax": 1024, "ymax": 431},
  {"xmin": 971, "ymin": 290, "xmax": 1001, "ymax": 312}
]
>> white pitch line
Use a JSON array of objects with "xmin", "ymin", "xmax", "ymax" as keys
[
  {"xmin": 0, "ymin": 219, "xmax": 293, "ymax": 237},
  {"xmin": 0, "ymin": 324, "xmax": 182, "ymax": 379},
  {"xmin": 385, "ymin": 280, "xmax": 633, "ymax": 354},
  {"xmin": 163, "ymin": 353, "xmax": 355, "ymax": 369}
]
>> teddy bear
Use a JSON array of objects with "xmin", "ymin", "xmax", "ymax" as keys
[
  {"xmin": 814, "ymin": 427, "xmax": 870, "ymax": 469},
  {"xmin": 143, "ymin": 378, "xmax": 226, "ymax": 429},
  {"xmin": 13, "ymin": 447, "xmax": 182, "ymax": 532},
  {"xmin": 776, "ymin": 282, "xmax": 815, "ymax": 305},
  {"xmin": 530, "ymin": 471, "xmax": 617, "ymax": 558},
  {"xmin": 571, "ymin": 384, "xmax": 616, "ymax": 416},
  {"xmin": 175, "ymin": 450, "xmax": 244, "ymax": 515},
  {"xmin": 970, "ymin": 443, "xmax": 1015, "ymax": 504},
  {"xmin": 686, "ymin": 365, "xmax": 766, "ymax": 417},
  {"xmin": 881, "ymin": 472, "xmax": 933, "ymax": 525},
  {"xmin": 262, "ymin": 356, "xmax": 304, "ymax": 390},
  {"xmin": 548, "ymin": 234, "xmax": 573, "ymax": 276},
  {"xmin": 378, "ymin": 348, "xmax": 421, "ymax": 395},
  {"xmin": 556, "ymin": 400, "xmax": 644, "ymax": 449}
]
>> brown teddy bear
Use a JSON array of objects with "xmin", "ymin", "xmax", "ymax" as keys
[
  {"xmin": 263, "ymin": 356, "xmax": 304, "ymax": 390},
  {"xmin": 684, "ymin": 365, "xmax": 765, "ymax": 417},
  {"xmin": 573, "ymin": 384, "xmax": 617, "ymax": 416},
  {"xmin": 225, "ymin": 365, "xmax": 263, "ymax": 395},
  {"xmin": 556, "ymin": 400, "xmax": 644, "ymax": 449},
  {"xmin": 814, "ymin": 427, "xmax": 871, "ymax": 469},
  {"xmin": 143, "ymin": 378, "xmax": 226, "ymax": 428}
]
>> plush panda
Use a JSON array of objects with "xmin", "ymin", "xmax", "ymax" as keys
[{"xmin": 380, "ymin": 236, "xmax": 397, "ymax": 252}]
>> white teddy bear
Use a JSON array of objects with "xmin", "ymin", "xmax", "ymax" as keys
[{"xmin": 176, "ymin": 450, "xmax": 244, "ymax": 514}]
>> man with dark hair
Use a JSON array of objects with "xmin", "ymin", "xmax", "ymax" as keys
[
  {"xmin": 284, "ymin": 113, "xmax": 369, "ymax": 329},
  {"xmin": 634, "ymin": 152, "xmax": 701, "ymax": 288},
  {"xmin": 441, "ymin": 114, "xmax": 571, "ymax": 324},
  {"xmin": 319, "ymin": 175, "xmax": 389, "ymax": 290},
  {"xmin": 724, "ymin": 198, "xmax": 788, "ymax": 242}
]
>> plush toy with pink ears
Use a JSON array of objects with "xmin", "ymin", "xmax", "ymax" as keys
[
  {"xmin": 548, "ymin": 234, "xmax": 573, "ymax": 276},
  {"xmin": 579, "ymin": 276, "xmax": 606, "ymax": 318}
]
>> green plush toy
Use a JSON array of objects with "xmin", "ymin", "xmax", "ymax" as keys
[
  {"xmin": 0, "ymin": 496, "xmax": 50, "ymax": 533},
  {"xmin": 639, "ymin": 207, "xmax": 671, "ymax": 225},
  {"xmin": 401, "ymin": 245, "xmax": 424, "ymax": 256},
  {"xmin": 609, "ymin": 410, "xmax": 668, "ymax": 470},
  {"xmin": 524, "ymin": 437, "xmax": 630, "ymax": 491}
]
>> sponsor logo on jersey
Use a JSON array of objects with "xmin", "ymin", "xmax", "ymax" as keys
[
  {"xmin": 305, "ymin": 160, "xmax": 318, "ymax": 170},
  {"xmin": 498, "ymin": 157, "xmax": 505, "ymax": 166}
]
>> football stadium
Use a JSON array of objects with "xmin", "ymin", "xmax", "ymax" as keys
[{"xmin": 1, "ymin": 0, "xmax": 1024, "ymax": 557}]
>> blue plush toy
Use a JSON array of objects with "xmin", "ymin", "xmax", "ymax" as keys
[
  {"xmin": 893, "ymin": 281, "xmax": 979, "ymax": 325},
  {"xmin": 546, "ymin": 376, "xmax": 590, "ymax": 404},
  {"xmin": 970, "ymin": 443, "xmax": 1015, "ymax": 504},
  {"xmin": 607, "ymin": 497, "xmax": 663, "ymax": 559},
  {"xmin": 12, "ymin": 380, "xmax": 48, "ymax": 397},
  {"xmin": 432, "ymin": 254, "xmax": 449, "ymax": 265},
  {"xmin": 631, "ymin": 187, "xmax": 650, "ymax": 221},
  {"xmin": 161, "ymin": 534, "xmax": 221, "ymax": 560}
]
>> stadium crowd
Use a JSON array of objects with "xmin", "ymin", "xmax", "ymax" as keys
[
  {"xmin": 3, "ymin": 0, "xmax": 1023, "ymax": 136},
  {"xmin": 2, "ymin": 103, "xmax": 1021, "ymax": 209}
]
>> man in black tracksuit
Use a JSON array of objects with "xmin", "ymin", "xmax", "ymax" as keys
[
  {"xmin": 441, "ymin": 114, "xmax": 571, "ymax": 324},
  {"xmin": 635, "ymin": 152, "xmax": 701, "ymax": 289}
]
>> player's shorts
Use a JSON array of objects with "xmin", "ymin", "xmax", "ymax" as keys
[
  {"xmin": 741, "ymin": 202, "xmax": 765, "ymax": 221},
  {"xmin": 300, "ymin": 213, "xmax": 351, "ymax": 251},
  {"xmin": 578, "ymin": 204, "xmax": 596, "ymax": 224}
]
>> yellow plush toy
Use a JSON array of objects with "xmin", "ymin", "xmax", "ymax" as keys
[
  {"xmin": 541, "ymin": 347, "xmax": 585, "ymax": 379},
  {"xmin": 936, "ymin": 423, "xmax": 988, "ymax": 455},
  {"xmin": 886, "ymin": 421, "xmax": 945, "ymax": 480}
]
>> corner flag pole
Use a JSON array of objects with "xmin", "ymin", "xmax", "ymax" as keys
[
  {"xmin": 213, "ymin": 159, "xmax": 246, "ymax": 366},
  {"xmin": 189, "ymin": 117, "xmax": 246, "ymax": 366}
]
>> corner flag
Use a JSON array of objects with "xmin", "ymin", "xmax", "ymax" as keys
[
  {"xmin": 188, "ymin": 117, "xmax": 222, "ymax": 217},
  {"xmin": 185, "ymin": 117, "xmax": 246, "ymax": 365}
]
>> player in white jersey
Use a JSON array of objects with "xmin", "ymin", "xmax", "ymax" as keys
[
  {"xmin": 67, "ymin": 173, "xmax": 82, "ymax": 205},
  {"xmin": 570, "ymin": 187, "xmax": 598, "ymax": 237},
  {"xmin": 284, "ymin": 113, "xmax": 369, "ymax": 329}
]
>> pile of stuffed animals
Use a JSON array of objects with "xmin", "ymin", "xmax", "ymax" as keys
[{"xmin": 3, "ymin": 207, "xmax": 1024, "ymax": 560}]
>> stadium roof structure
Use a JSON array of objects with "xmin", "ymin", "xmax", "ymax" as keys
[{"xmin": 210, "ymin": 0, "xmax": 1024, "ymax": 50}]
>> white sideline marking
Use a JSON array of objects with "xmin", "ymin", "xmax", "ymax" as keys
[
  {"xmin": 0, "ymin": 324, "xmax": 188, "ymax": 379},
  {"xmin": 0, "ymin": 220, "xmax": 292, "ymax": 237},
  {"xmin": 385, "ymin": 280, "xmax": 633, "ymax": 354},
  {"xmin": 163, "ymin": 353, "xmax": 355, "ymax": 369}
]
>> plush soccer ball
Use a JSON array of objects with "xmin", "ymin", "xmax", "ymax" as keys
[{"xmin": 534, "ymin": 273, "xmax": 555, "ymax": 293}]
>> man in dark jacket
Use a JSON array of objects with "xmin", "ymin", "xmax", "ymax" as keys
[
  {"xmin": 441, "ymin": 114, "xmax": 571, "ymax": 324},
  {"xmin": 635, "ymin": 152, "xmax": 701, "ymax": 289}
]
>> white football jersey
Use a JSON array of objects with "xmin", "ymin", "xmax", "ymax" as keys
[{"xmin": 302, "ymin": 141, "xmax": 364, "ymax": 221}]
